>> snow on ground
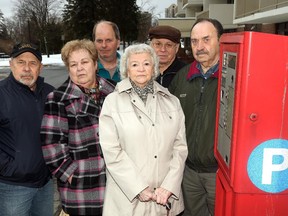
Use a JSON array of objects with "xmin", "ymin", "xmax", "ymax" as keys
[
  {"xmin": 0, "ymin": 54, "xmax": 64, "ymax": 68},
  {"xmin": 0, "ymin": 48, "xmax": 125, "ymax": 68}
]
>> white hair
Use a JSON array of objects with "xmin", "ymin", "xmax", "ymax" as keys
[{"xmin": 120, "ymin": 43, "xmax": 160, "ymax": 80}]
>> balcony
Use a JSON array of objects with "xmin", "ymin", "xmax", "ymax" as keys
[
  {"xmin": 196, "ymin": 4, "xmax": 239, "ymax": 29},
  {"xmin": 234, "ymin": 0, "xmax": 288, "ymax": 24},
  {"xmin": 175, "ymin": 5, "xmax": 186, "ymax": 17},
  {"xmin": 182, "ymin": 0, "xmax": 204, "ymax": 17},
  {"xmin": 182, "ymin": 0, "xmax": 203, "ymax": 7}
]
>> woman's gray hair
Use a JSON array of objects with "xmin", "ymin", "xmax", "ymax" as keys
[{"xmin": 120, "ymin": 43, "xmax": 160, "ymax": 80}]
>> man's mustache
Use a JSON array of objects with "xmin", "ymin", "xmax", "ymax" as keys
[{"xmin": 196, "ymin": 50, "xmax": 208, "ymax": 55}]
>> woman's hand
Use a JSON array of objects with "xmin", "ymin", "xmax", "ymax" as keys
[
  {"xmin": 153, "ymin": 187, "xmax": 172, "ymax": 206},
  {"xmin": 137, "ymin": 187, "xmax": 154, "ymax": 202}
]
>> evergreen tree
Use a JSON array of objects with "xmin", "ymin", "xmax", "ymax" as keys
[{"xmin": 63, "ymin": 0, "xmax": 140, "ymax": 43}]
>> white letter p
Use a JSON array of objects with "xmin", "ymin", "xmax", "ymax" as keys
[{"xmin": 262, "ymin": 148, "xmax": 288, "ymax": 184}]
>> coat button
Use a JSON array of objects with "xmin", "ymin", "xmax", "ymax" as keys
[
  {"xmin": 154, "ymin": 155, "xmax": 157, "ymax": 158},
  {"xmin": 152, "ymin": 124, "xmax": 155, "ymax": 126}
]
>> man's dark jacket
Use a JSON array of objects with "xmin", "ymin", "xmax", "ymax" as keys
[
  {"xmin": 156, "ymin": 58, "xmax": 186, "ymax": 88},
  {"xmin": 169, "ymin": 61, "xmax": 218, "ymax": 172},
  {"xmin": 0, "ymin": 73, "xmax": 54, "ymax": 187}
]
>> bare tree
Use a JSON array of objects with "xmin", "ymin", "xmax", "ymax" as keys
[
  {"xmin": 137, "ymin": 0, "xmax": 161, "ymax": 21},
  {"xmin": 136, "ymin": 0, "xmax": 160, "ymax": 42},
  {"xmin": 0, "ymin": 10, "xmax": 6, "ymax": 37},
  {"xmin": 12, "ymin": 0, "xmax": 64, "ymax": 54}
]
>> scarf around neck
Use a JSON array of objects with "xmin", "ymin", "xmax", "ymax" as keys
[
  {"xmin": 78, "ymin": 77, "xmax": 102, "ymax": 104},
  {"xmin": 130, "ymin": 78, "xmax": 154, "ymax": 104}
]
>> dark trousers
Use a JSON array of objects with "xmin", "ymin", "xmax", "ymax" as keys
[{"xmin": 182, "ymin": 165, "xmax": 216, "ymax": 216}]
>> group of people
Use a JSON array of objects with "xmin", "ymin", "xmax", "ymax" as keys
[{"xmin": 0, "ymin": 18, "xmax": 224, "ymax": 216}]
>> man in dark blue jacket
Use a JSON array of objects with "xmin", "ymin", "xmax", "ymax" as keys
[{"xmin": 0, "ymin": 42, "xmax": 54, "ymax": 215}]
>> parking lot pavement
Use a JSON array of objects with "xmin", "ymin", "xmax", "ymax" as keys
[{"xmin": 0, "ymin": 70, "xmax": 9, "ymax": 80}]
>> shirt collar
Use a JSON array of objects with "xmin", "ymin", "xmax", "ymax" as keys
[
  {"xmin": 196, "ymin": 62, "xmax": 219, "ymax": 79},
  {"xmin": 186, "ymin": 61, "xmax": 219, "ymax": 81},
  {"xmin": 97, "ymin": 51, "xmax": 121, "ymax": 70}
]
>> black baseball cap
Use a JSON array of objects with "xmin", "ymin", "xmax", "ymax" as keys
[{"xmin": 10, "ymin": 42, "xmax": 42, "ymax": 61}]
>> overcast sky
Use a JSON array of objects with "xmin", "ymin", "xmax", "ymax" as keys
[
  {"xmin": 1, "ymin": 0, "xmax": 15, "ymax": 18},
  {"xmin": 1, "ymin": 0, "xmax": 176, "ymax": 19},
  {"xmin": 137, "ymin": 0, "xmax": 176, "ymax": 17}
]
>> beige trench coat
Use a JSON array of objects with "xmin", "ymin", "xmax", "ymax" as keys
[{"xmin": 99, "ymin": 79, "xmax": 188, "ymax": 216}]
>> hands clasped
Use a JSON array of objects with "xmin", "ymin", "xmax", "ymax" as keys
[{"xmin": 137, "ymin": 187, "xmax": 172, "ymax": 206}]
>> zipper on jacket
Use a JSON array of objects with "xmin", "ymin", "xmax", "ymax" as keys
[
  {"xmin": 193, "ymin": 78, "xmax": 206, "ymax": 160},
  {"xmin": 158, "ymin": 71, "xmax": 177, "ymax": 86},
  {"xmin": 199, "ymin": 79, "xmax": 205, "ymax": 105}
]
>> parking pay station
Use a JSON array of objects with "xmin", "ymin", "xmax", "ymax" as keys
[{"xmin": 214, "ymin": 31, "xmax": 288, "ymax": 215}]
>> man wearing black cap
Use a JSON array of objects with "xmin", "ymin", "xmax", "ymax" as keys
[
  {"xmin": 0, "ymin": 42, "xmax": 54, "ymax": 215},
  {"xmin": 149, "ymin": 25, "xmax": 186, "ymax": 88}
]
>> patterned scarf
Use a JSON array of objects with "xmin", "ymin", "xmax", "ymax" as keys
[
  {"xmin": 130, "ymin": 78, "xmax": 154, "ymax": 104},
  {"xmin": 78, "ymin": 77, "xmax": 102, "ymax": 104}
]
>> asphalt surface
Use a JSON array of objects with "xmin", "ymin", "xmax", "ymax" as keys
[{"xmin": 0, "ymin": 65, "xmax": 68, "ymax": 88}]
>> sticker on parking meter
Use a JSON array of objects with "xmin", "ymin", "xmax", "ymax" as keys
[{"xmin": 247, "ymin": 139, "xmax": 288, "ymax": 193}]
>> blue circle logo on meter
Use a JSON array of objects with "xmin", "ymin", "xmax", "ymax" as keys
[{"xmin": 247, "ymin": 139, "xmax": 288, "ymax": 193}]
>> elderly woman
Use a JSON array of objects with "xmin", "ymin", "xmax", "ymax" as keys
[
  {"xmin": 40, "ymin": 39, "xmax": 115, "ymax": 216},
  {"xmin": 99, "ymin": 43, "xmax": 188, "ymax": 216}
]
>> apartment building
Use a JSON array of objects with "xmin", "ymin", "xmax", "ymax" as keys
[{"xmin": 158, "ymin": 0, "xmax": 288, "ymax": 57}]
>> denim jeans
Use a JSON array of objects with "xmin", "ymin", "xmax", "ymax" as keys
[{"xmin": 0, "ymin": 179, "xmax": 54, "ymax": 216}]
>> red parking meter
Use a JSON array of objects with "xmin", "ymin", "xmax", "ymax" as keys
[{"xmin": 214, "ymin": 31, "xmax": 288, "ymax": 216}]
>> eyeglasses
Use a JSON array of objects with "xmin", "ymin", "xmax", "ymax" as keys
[{"xmin": 152, "ymin": 41, "xmax": 176, "ymax": 50}]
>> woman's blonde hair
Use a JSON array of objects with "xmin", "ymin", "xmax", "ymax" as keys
[
  {"xmin": 120, "ymin": 43, "xmax": 160, "ymax": 80},
  {"xmin": 61, "ymin": 39, "xmax": 98, "ymax": 67}
]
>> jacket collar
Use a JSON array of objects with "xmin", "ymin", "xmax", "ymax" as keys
[
  {"xmin": 55, "ymin": 76, "xmax": 115, "ymax": 101},
  {"xmin": 9, "ymin": 72, "xmax": 45, "ymax": 94},
  {"xmin": 54, "ymin": 78, "xmax": 101, "ymax": 117},
  {"xmin": 186, "ymin": 61, "xmax": 219, "ymax": 81},
  {"xmin": 97, "ymin": 51, "xmax": 121, "ymax": 70},
  {"xmin": 55, "ymin": 77, "xmax": 82, "ymax": 101},
  {"xmin": 116, "ymin": 78, "xmax": 171, "ymax": 97}
]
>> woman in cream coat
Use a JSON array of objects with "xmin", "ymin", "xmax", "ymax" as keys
[{"xmin": 99, "ymin": 44, "xmax": 188, "ymax": 216}]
